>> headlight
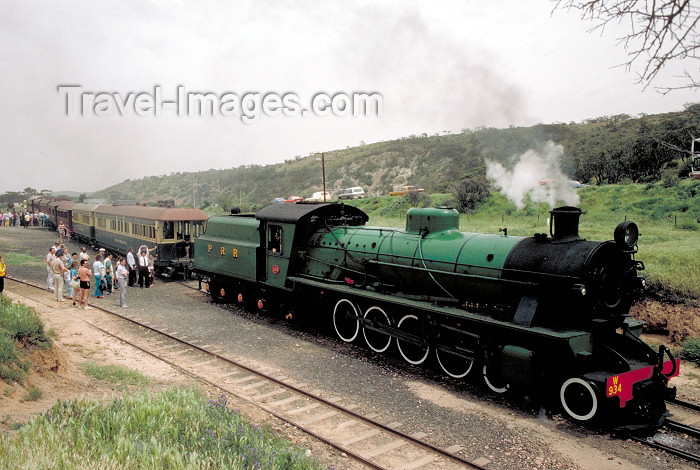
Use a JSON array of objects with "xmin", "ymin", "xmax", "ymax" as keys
[{"xmin": 614, "ymin": 221, "xmax": 639, "ymax": 248}]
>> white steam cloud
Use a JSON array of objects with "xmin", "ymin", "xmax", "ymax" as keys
[{"xmin": 485, "ymin": 141, "xmax": 579, "ymax": 209}]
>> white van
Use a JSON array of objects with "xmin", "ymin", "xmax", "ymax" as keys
[{"xmin": 338, "ymin": 187, "xmax": 366, "ymax": 200}]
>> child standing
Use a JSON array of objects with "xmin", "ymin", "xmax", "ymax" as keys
[{"xmin": 69, "ymin": 261, "xmax": 79, "ymax": 306}]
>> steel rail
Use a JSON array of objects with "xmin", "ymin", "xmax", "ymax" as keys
[
  {"xmin": 665, "ymin": 419, "xmax": 700, "ymax": 439},
  {"xmin": 667, "ymin": 396, "xmax": 700, "ymax": 413},
  {"xmin": 630, "ymin": 436, "xmax": 700, "ymax": 465}
]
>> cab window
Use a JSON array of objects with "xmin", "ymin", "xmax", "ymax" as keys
[{"xmin": 268, "ymin": 225, "xmax": 282, "ymax": 254}]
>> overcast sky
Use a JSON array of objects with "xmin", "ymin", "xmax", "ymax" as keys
[{"xmin": 1, "ymin": 0, "xmax": 698, "ymax": 194}]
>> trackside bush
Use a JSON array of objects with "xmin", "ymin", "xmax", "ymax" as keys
[
  {"xmin": 0, "ymin": 295, "xmax": 53, "ymax": 383},
  {"xmin": 0, "ymin": 295, "xmax": 52, "ymax": 349},
  {"xmin": 681, "ymin": 337, "xmax": 700, "ymax": 366}
]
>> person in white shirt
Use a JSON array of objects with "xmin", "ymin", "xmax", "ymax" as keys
[
  {"xmin": 137, "ymin": 247, "xmax": 151, "ymax": 288},
  {"xmin": 116, "ymin": 258, "xmax": 128, "ymax": 307},
  {"xmin": 45, "ymin": 247, "xmax": 55, "ymax": 291},
  {"xmin": 92, "ymin": 254, "xmax": 105, "ymax": 298},
  {"xmin": 126, "ymin": 248, "xmax": 137, "ymax": 287}
]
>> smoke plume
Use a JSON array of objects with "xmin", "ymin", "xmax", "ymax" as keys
[{"xmin": 485, "ymin": 141, "xmax": 579, "ymax": 209}]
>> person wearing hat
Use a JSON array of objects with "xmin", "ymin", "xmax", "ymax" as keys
[{"xmin": 51, "ymin": 249, "xmax": 69, "ymax": 301}]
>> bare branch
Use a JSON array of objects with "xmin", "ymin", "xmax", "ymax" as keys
[{"xmin": 554, "ymin": 0, "xmax": 700, "ymax": 91}]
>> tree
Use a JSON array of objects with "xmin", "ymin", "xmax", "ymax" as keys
[
  {"xmin": 555, "ymin": 0, "xmax": 700, "ymax": 91},
  {"xmin": 452, "ymin": 179, "xmax": 490, "ymax": 214},
  {"xmin": 214, "ymin": 192, "xmax": 238, "ymax": 212}
]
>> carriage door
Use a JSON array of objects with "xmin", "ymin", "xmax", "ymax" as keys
[{"xmin": 265, "ymin": 224, "xmax": 290, "ymax": 288}]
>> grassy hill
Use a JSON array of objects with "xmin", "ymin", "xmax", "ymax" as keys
[{"xmin": 89, "ymin": 107, "xmax": 700, "ymax": 209}]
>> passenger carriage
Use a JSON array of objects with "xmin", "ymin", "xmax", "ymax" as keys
[
  {"xmin": 71, "ymin": 202, "xmax": 103, "ymax": 245},
  {"xmin": 91, "ymin": 205, "xmax": 207, "ymax": 277}
]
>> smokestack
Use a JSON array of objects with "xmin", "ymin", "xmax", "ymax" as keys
[{"xmin": 549, "ymin": 206, "xmax": 584, "ymax": 240}]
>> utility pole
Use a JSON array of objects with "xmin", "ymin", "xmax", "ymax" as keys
[{"xmin": 322, "ymin": 152, "xmax": 327, "ymax": 202}]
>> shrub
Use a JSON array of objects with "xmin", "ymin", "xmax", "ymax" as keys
[
  {"xmin": 21, "ymin": 387, "xmax": 42, "ymax": 402},
  {"xmin": 407, "ymin": 191, "xmax": 431, "ymax": 207},
  {"xmin": 452, "ymin": 179, "xmax": 490, "ymax": 214},
  {"xmin": 0, "ymin": 299, "xmax": 52, "ymax": 349},
  {"xmin": 0, "ymin": 298, "xmax": 53, "ymax": 384},
  {"xmin": 681, "ymin": 337, "xmax": 700, "ymax": 366}
]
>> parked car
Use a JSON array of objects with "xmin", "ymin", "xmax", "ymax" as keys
[
  {"xmin": 272, "ymin": 197, "xmax": 285, "ymax": 204},
  {"xmin": 284, "ymin": 196, "xmax": 303, "ymax": 203},
  {"xmin": 338, "ymin": 187, "xmax": 366, "ymax": 200},
  {"xmin": 306, "ymin": 191, "xmax": 331, "ymax": 202},
  {"xmin": 389, "ymin": 185, "xmax": 425, "ymax": 196}
]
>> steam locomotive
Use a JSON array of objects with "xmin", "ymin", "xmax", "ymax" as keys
[{"xmin": 193, "ymin": 202, "xmax": 679, "ymax": 429}]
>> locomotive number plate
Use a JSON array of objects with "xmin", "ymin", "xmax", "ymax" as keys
[{"xmin": 606, "ymin": 359, "xmax": 680, "ymax": 407}]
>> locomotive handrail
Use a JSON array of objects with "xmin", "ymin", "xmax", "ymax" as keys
[
  {"xmin": 417, "ymin": 233, "xmax": 456, "ymax": 299},
  {"xmin": 659, "ymin": 345, "xmax": 678, "ymax": 378}
]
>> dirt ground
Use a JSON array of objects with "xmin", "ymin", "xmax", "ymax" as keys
[
  {"xmin": 0, "ymin": 286, "xmax": 363, "ymax": 470},
  {"xmin": 632, "ymin": 300, "xmax": 700, "ymax": 343}
]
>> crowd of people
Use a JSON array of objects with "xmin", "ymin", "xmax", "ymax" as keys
[
  {"xmin": 43, "ymin": 242, "xmax": 157, "ymax": 309},
  {"xmin": 1, "ymin": 210, "xmax": 53, "ymax": 228}
]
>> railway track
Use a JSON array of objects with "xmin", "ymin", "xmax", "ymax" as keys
[
  {"xmin": 184, "ymin": 276, "xmax": 700, "ymax": 467},
  {"xmin": 630, "ymin": 398, "xmax": 700, "ymax": 464},
  {"xmin": 6, "ymin": 277, "xmax": 486, "ymax": 470}
]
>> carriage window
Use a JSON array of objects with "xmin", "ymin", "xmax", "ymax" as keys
[
  {"xmin": 193, "ymin": 221, "xmax": 204, "ymax": 237},
  {"xmin": 177, "ymin": 221, "xmax": 184, "ymax": 240},
  {"xmin": 268, "ymin": 225, "xmax": 282, "ymax": 254},
  {"xmin": 163, "ymin": 221, "xmax": 174, "ymax": 239}
]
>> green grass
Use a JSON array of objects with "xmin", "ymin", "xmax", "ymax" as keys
[
  {"xmin": 0, "ymin": 295, "xmax": 53, "ymax": 384},
  {"xmin": 1, "ymin": 252, "xmax": 44, "ymax": 267},
  {"xmin": 0, "ymin": 387, "xmax": 328, "ymax": 470},
  {"xmin": 82, "ymin": 361, "xmax": 150, "ymax": 386}
]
